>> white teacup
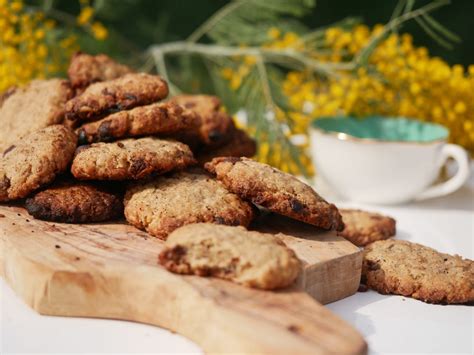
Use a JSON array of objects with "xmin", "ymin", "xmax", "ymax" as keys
[{"xmin": 310, "ymin": 116, "xmax": 470, "ymax": 205}]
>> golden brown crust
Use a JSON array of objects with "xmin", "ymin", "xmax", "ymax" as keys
[
  {"xmin": 0, "ymin": 125, "xmax": 77, "ymax": 201},
  {"xmin": 76, "ymin": 102, "xmax": 201, "ymax": 144},
  {"xmin": 0, "ymin": 79, "xmax": 73, "ymax": 153},
  {"xmin": 71, "ymin": 138, "xmax": 195, "ymax": 180},
  {"xmin": 196, "ymin": 128, "xmax": 257, "ymax": 164},
  {"xmin": 64, "ymin": 73, "xmax": 168, "ymax": 123},
  {"xmin": 363, "ymin": 240, "xmax": 474, "ymax": 304},
  {"xmin": 124, "ymin": 171, "xmax": 255, "ymax": 239},
  {"xmin": 68, "ymin": 52, "xmax": 133, "ymax": 89},
  {"xmin": 159, "ymin": 223, "xmax": 301, "ymax": 290},
  {"xmin": 25, "ymin": 181, "xmax": 123, "ymax": 223},
  {"xmin": 205, "ymin": 157, "xmax": 343, "ymax": 231},
  {"xmin": 169, "ymin": 94, "xmax": 234, "ymax": 146},
  {"xmin": 338, "ymin": 209, "xmax": 396, "ymax": 247}
]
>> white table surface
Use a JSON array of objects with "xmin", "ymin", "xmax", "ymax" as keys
[{"xmin": 2, "ymin": 166, "xmax": 473, "ymax": 354}]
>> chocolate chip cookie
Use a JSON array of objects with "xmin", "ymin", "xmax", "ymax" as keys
[
  {"xmin": 0, "ymin": 79, "xmax": 73, "ymax": 152},
  {"xmin": 68, "ymin": 52, "xmax": 133, "ymax": 89},
  {"xmin": 196, "ymin": 127, "xmax": 257, "ymax": 164},
  {"xmin": 363, "ymin": 239, "xmax": 474, "ymax": 304},
  {"xmin": 159, "ymin": 223, "xmax": 301, "ymax": 289},
  {"xmin": 124, "ymin": 171, "xmax": 255, "ymax": 239},
  {"xmin": 0, "ymin": 125, "xmax": 77, "ymax": 201},
  {"xmin": 205, "ymin": 157, "xmax": 343, "ymax": 231},
  {"xmin": 26, "ymin": 180, "xmax": 123, "ymax": 223},
  {"xmin": 338, "ymin": 209, "xmax": 396, "ymax": 247},
  {"xmin": 76, "ymin": 102, "xmax": 200, "ymax": 144},
  {"xmin": 64, "ymin": 73, "xmax": 168, "ymax": 122},
  {"xmin": 71, "ymin": 137, "xmax": 195, "ymax": 180},
  {"xmin": 169, "ymin": 94, "xmax": 234, "ymax": 146}
]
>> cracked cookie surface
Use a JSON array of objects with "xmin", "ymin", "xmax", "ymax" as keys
[
  {"xmin": 159, "ymin": 223, "xmax": 300, "ymax": 289},
  {"xmin": 124, "ymin": 171, "xmax": 255, "ymax": 239},
  {"xmin": 71, "ymin": 137, "xmax": 195, "ymax": 180},
  {"xmin": 0, "ymin": 125, "xmax": 77, "ymax": 201},
  {"xmin": 76, "ymin": 102, "xmax": 200, "ymax": 144},
  {"xmin": 205, "ymin": 157, "xmax": 343, "ymax": 231},
  {"xmin": 64, "ymin": 73, "xmax": 168, "ymax": 122},
  {"xmin": 363, "ymin": 239, "xmax": 474, "ymax": 304}
]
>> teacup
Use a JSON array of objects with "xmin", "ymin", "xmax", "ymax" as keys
[{"xmin": 309, "ymin": 116, "xmax": 470, "ymax": 204}]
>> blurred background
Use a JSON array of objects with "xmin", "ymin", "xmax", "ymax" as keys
[
  {"xmin": 2, "ymin": 0, "xmax": 473, "ymax": 175},
  {"xmin": 53, "ymin": 0, "xmax": 473, "ymax": 65}
]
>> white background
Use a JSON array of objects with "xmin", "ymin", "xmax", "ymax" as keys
[{"xmin": 2, "ymin": 166, "xmax": 473, "ymax": 354}]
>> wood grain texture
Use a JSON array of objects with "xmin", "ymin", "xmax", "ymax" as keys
[{"xmin": 0, "ymin": 205, "xmax": 366, "ymax": 354}]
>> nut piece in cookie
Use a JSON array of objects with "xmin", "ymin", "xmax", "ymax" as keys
[
  {"xmin": 196, "ymin": 128, "xmax": 257, "ymax": 164},
  {"xmin": 169, "ymin": 94, "xmax": 234, "ymax": 146},
  {"xmin": 0, "ymin": 125, "xmax": 77, "ymax": 201},
  {"xmin": 205, "ymin": 157, "xmax": 343, "ymax": 231},
  {"xmin": 76, "ymin": 102, "xmax": 201, "ymax": 144},
  {"xmin": 0, "ymin": 79, "xmax": 73, "ymax": 153},
  {"xmin": 124, "ymin": 171, "xmax": 255, "ymax": 239},
  {"xmin": 363, "ymin": 239, "xmax": 474, "ymax": 304},
  {"xmin": 64, "ymin": 73, "xmax": 169, "ymax": 123},
  {"xmin": 159, "ymin": 223, "xmax": 301, "ymax": 289},
  {"xmin": 338, "ymin": 209, "xmax": 396, "ymax": 247},
  {"xmin": 68, "ymin": 52, "xmax": 133, "ymax": 89},
  {"xmin": 26, "ymin": 181, "xmax": 123, "ymax": 223},
  {"xmin": 71, "ymin": 137, "xmax": 195, "ymax": 180}
]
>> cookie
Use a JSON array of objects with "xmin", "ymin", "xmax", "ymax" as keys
[
  {"xmin": 363, "ymin": 240, "xmax": 474, "ymax": 304},
  {"xmin": 196, "ymin": 127, "xmax": 257, "ymax": 164},
  {"xmin": 68, "ymin": 52, "xmax": 133, "ymax": 89},
  {"xmin": 169, "ymin": 94, "xmax": 234, "ymax": 145},
  {"xmin": 124, "ymin": 171, "xmax": 255, "ymax": 239},
  {"xmin": 64, "ymin": 73, "xmax": 168, "ymax": 123},
  {"xmin": 0, "ymin": 125, "xmax": 77, "ymax": 201},
  {"xmin": 338, "ymin": 209, "xmax": 396, "ymax": 247},
  {"xmin": 205, "ymin": 157, "xmax": 343, "ymax": 231},
  {"xmin": 71, "ymin": 137, "xmax": 195, "ymax": 180},
  {"xmin": 76, "ymin": 102, "xmax": 200, "ymax": 144},
  {"xmin": 0, "ymin": 79, "xmax": 73, "ymax": 152},
  {"xmin": 159, "ymin": 223, "xmax": 301, "ymax": 289},
  {"xmin": 25, "ymin": 181, "xmax": 123, "ymax": 223}
]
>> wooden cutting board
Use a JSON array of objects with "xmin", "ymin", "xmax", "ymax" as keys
[{"xmin": 0, "ymin": 204, "xmax": 366, "ymax": 354}]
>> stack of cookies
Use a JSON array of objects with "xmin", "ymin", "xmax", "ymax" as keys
[
  {"xmin": 1, "ymin": 53, "xmax": 472, "ymax": 300},
  {"xmin": 0, "ymin": 52, "xmax": 344, "ymax": 290}
]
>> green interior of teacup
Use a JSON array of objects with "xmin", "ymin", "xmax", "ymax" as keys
[{"xmin": 312, "ymin": 116, "xmax": 449, "ymax": 142}]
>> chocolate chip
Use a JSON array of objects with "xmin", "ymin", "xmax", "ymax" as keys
[
  {"xmin": 98, "ymin": 121, "xmax": 114, "ymax": 141},
  {"xmin": 77, "ymin": 129, "xmax": 88, "ymax": 145},
  {"xmin": 290, "ymin": 199, "xmax": 305, "ymax": 213},
  {"xmin": 55, "ymin": 245, "xmax": 61, "ymax": 249},
  {"xmin": 117, "ymin": 142, "xmax": 124, "ymax": 148}
]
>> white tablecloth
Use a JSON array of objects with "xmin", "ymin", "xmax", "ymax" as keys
[{"xmin": 2, "ymin": 166, "xmax": 473, "ymax": 354}]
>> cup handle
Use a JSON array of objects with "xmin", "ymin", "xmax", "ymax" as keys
[{"xmin": 415, "ymin": 144, "xmax": 470, "ymax": 201}]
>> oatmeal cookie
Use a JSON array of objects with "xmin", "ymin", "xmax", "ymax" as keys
[
  {"xmin": 0, "ymin": 125, "xmax": 77, "ymax": 201},
  {"xmin": 338, "ymin": 209, "xmax": 396, "ymax": 247},
  {"xmin": 68, "ymin": 52, "xmax": 133, "ymax": 89},
  {"xmin": 25, "ymin": 180, "xmax": 123, "ymax": 223},
  {"xmin": 71, "ymin": 137, "xmax": 195, "ymax": 180},
  {"xmin": 363, "ymin": 239, "xmax": 474, "ymax": 304},
  {"xmin": 64, "ymin": 73, "xmax": 168, "ymax": 122},
  {"xmin": 0, "ymin": 79, "xmax": 73, "ymax": 152},
  {"xmin": 196, "ymin": 128, "xmax": 256, "ymax": 164},
  {"xmin": 76, "ymin": 102, "xmax": 200, "ymax": 144},
  {"xmin": 159, "ymin": 223, "xmax": 301, "ymax": 289},
  {"xmin": 205, "ymin": 157, "xmax": 343, "ymax": 231},
  {"xmin": 169, "ymin": 94, "xmax": 234, "ymax": 146},
  {"xmin": 124, "ymin": 171, "xmax": 255, "ymax": 239}
]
